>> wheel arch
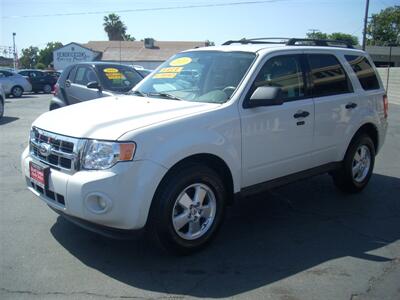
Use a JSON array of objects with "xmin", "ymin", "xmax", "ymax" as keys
[
  {"xmin": 346, "ymin": 123, "xmax": 379, "ymax": 157},
  {"xmin": 12, "ymin": 85, "xmax": 24, "ymax": 93},
  {"xmin": 154, "ymin": 153, "xmax": 235, "ymax": 205},
  {"xmin": 49, "ymin": 97, "xmax": 67, "ymax": 111}
]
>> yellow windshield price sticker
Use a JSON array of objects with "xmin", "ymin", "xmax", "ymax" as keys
[
  {"xmin": 160, "ymin": 67, "xmax": 183, "ymax": 73},
  {"xmin": 153, "ymin": 73, "xmax": 177, "ymax": 79},
  {"xmin": 169, "ymin": 57, "xmax": 192, "ymax": 66},
  {"xmin": 106, "ymin": 73, "xmax": 124, "ymax": 80},
  {"xmin": 103, "ymin": 68, "xmax": 119, "ymax": 73}
]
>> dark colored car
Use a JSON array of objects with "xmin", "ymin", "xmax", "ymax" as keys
[
  {"xmin": 50, "ymin": 62, "xmax": 143, "ymax": 110},
  {"xmin": 44, "ymin": 70, "xmax": 61, "ymax": 81},
  {"xmin": 18, "ymin": 69, "xmax": 57, "ymax": 94}
]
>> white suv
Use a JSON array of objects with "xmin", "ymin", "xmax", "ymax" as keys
[{"xmin": 21, "ymin": 38, "xmax": 388, "ymax": 254}]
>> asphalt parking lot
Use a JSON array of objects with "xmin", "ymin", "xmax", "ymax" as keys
[{"xmin": 0, "ymin": 94, "xmax": 399, "ymax": 300}]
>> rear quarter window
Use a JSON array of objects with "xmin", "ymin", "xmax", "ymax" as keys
[{"xmin": 345, "ymin": 55, "xmax": 380, "ymax": 91}]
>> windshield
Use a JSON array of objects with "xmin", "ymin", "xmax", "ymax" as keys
[
  {"xmin": 96, "ymin": 64, "xmax": 143, "ymax": 93},
  {"xmin": 134, "ymin": 51, "xmax": 256, "ymax": 104}
]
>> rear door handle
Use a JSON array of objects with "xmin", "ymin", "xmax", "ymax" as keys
[
  {"xmin": 293, "ymin": 110, "xmax": 310, "ymax": 119},
  {"xmin": 65, "ymin": 80, "xmax": 71, "ymax": 88},
  {"xmin": 345, "ymin": 102, "xmax": 357, "ymax": 109}
]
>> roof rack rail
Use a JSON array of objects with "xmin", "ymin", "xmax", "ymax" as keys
[
  {"xmin": 222, "ymin": 37, "xmax": 289, "ymax": 45},
  {"xmin": 222, "ymin": 37, "xmax": 354, "ymax": 49},
  {"xmin": 286, "ymin": 38, "xmax": 354, "ymax": 48}
]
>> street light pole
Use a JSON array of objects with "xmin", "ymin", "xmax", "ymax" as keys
[
  {"xmin": 362, "ymin": 0, "xmax": 370, "ymax": 51},
  {"xmin": 12, "ymin": 32, "xmax": 16, "ymax": 69}
]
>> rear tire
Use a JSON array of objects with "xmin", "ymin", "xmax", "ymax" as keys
[
  {"xmin": 148, "ymin": 163, "xmax": 227, "ymax": 255},
  {"xmin": 11, "ymin": 86, "xmax": 23, "ymax": 98},
  {"xmin": 332, "ymin": 134, "xmax": 375, "ymax": 193},
  {"xmin": 43, "ymin": 84, "xmax": 52, "ymax": 94}
]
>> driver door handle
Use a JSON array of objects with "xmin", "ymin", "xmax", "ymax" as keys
[
  {"xmin": 65, "ymin": 80, "xmax": 71, "ymax": 88},
  {"xmin": 293, "ymin": 110, "xmax": 310, "ymax": 119},
  {"xmin": 345, "ymin": 102, "xmax": 357, "ymax": 109}
]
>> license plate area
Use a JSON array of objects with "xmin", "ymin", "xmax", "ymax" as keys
[{"xmin": 29, "ymin": 161, "xmax": 50, "ymax": 189}]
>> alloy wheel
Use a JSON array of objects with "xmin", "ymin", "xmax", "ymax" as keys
[{"xmin": 171, "ymin": 183, "xmax": 217, "ymax": 240}]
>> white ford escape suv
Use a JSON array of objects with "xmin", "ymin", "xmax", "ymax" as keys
[{"xmin": 21, "ymin": 38, "xmax": 388, "ymax": 254}]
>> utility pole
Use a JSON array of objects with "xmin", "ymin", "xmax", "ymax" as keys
[
  {"xmin": 362, "ymin": 0, "xmax": 370, "ymax": 50},
  {"xmin": 12, "ymin": 32, "xmax": 17, "ymax": 69},
  {"xmin": 308, "ymin": 29, "xmax": 320, "ymax": 39}
]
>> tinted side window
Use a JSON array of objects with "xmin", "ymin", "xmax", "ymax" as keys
[
  {"xmin": 66, "ymin": 66, "xmax": 76, "ymax": 81},
  {"xmin": 33, "ymin": 71, "xmax": 44, "ymax": 78},
  {"xmin": 73, "ymin": 66, "xmax": 97, "ymax": 85},
  {"xmin": 308, "ymin": 54, "xmax": 352, "ymax": 97},
  {"xmin": 252, "ymin": 55, "xmax": 305, "ymax": 101},
  {"xmin": 0, "ymin": 71, "xmax": 12, "ymax": 77},
  {"xmin": 345, "ymin": 55, "xmax": 380, "ymax": 90},
  {"xmin": 29, "ymin": 72, "xmax": 40, "ymax": 78},
  {"xmin": 19, "ymin": 71, "xmax": 29, "ymax": 76}
]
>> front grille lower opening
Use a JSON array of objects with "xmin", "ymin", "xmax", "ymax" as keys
[{"xmin": 31, "ymin": 181, "xmax": 65, "ymax": 207}]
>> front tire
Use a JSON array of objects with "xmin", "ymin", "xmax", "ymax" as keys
[
  {"xmin": 332, "ymin": 134, "xmax": 375, "ymax": 193},
  {"xmin": 11, "ymin": 86, "xmax": 23, "ymax": 98},
  {"xmin": 148, "ymin": 163, "xmax": 227, "ymax": 255}
]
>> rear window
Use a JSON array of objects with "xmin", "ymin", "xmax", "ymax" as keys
[
  {"xmin": 96, "ymin": 65, "xmax": 143, "ymax": 93},
  {"xmin": 345, "ymin": 55, "xmax": 380, "ymax": 90},
  {"xmin": 308, "ymin": 54, "xmax": 352, "ymax": 97}
]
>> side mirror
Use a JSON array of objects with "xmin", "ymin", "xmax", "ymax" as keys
[
  {"xmin": 86, "ymin": 81, "xmax": 102, "ymax": 91},
  {"xmin": 245, "ymin": 86, "xmax": 284, "ymax": 108}
]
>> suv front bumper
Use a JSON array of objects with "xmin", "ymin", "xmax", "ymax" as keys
[{"xmin": 21, "ymin": 147, "xmax": 167, "ymax": 231}]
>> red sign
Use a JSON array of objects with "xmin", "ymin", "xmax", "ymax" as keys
[{"xmin": 29, "ymin": 162, "xmax": 48, "ymax": 188}]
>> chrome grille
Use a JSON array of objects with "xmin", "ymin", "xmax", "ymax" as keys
[{"xmin": 29, "ymin": 127, "xmax": 84, "ymax": 173}]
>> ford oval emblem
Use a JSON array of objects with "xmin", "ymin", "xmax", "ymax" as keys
[{"xmin": 38, "ymin": 143, "xmax": 52, "ymax": 157}]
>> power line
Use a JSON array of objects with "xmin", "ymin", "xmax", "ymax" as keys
[{"xmin": 2, "ymin": 0, "xmax": 293, "ymax": 19}]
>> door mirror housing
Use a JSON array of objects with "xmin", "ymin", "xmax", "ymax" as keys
[
  {"xmin": 86, "ymin": 81, "xmax": 102, "ymax": 91},
  {"xmin": 245, "ymin": 86, "xmax": 284, "ymax": 108}
]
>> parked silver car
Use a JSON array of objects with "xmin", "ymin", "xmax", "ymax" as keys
[{"xmin": 0, "ymin": 69, "xmax": 32, "ymax": 97}]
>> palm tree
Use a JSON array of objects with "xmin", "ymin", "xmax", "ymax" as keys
[{"xmin": 103, "ymin": 13, "xmax": 127, "ymax": 41}]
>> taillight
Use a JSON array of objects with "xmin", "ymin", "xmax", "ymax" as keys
[
  {"xmin": 53, "ymin": 83, "xmax": 59, "ymax": 95},
  {"xmin": 383, "ymin": 94, "xmax": 388, "ymax": 119}
]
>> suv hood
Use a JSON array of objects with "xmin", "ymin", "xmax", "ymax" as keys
[{"xmin": 33, "ymin": 96, "xmax": 219, "ymax": 140}]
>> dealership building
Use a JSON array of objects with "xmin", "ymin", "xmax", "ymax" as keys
[{"xmin": 53, "ymin": 39, "xmax": 209, "ymax": 71}]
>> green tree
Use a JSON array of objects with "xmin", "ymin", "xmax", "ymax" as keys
[
  {"xmin": 306, "ymin": 31, "xmax": 359, "ymax": 46},
  {"xmin": 205, "ymin": 40, "xmax": 215, "ymax": 46},
  {"xmin": 103, "ymin": 13, "xmax": 127, "ymax": 41},
  {"xmin": 367, "ymin": 6, "xmax": 400, "ymax": 45},
  {"xmin": 19, "ymin": 46, "xmax": 39, "ymax": 69},
  {"xmin": 329, "ymin": 32, "xmax": 359, "ymax": 45},
  {"xmin": 35, "ymin": 62, "xmax": 46, "ymax": 69},
  {"xmin": 123, "ymin": 34, "xmax": 136, "ymax": 41},
  {"xmin": 306, "ymin": 31, "xmax": 328, "ymax": 40},
  {"xmin": 38, "ymin": 42, "xmax": 63, "ymax": 67}
]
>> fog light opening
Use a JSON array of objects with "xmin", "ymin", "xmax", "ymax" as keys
[{"xmin": 85, "ymin": 193, "xmax": 112, "ymax": 214}]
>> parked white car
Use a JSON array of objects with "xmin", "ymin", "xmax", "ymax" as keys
[
  {"xmin": 0, "ymin": 83, "xmax": 5, "ymax": 119},
  {"xmin": 0, "ymin": 69, "xmax": 32, "ymax": 97},
  {"xmin": 21, "ymin": 38, "xmax": 388, "ymax": 254}
]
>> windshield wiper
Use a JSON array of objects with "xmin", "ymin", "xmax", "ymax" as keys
[
  {"xmin": 147, "ymin": 92, "xmax": 183, "ymax": 101},
  {"xmin": 128, "ymin": 90, "xmax": 146, "ymax": 97}
]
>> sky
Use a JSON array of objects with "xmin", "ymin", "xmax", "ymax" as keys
[{"xmin": 0, "ymin": 0, "xmax": 398, "ymax": 55}]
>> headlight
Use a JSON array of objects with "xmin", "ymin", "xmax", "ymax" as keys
[{"xmin": 82, "ymin": 140, "xmax": 136, "ymax": 170}]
